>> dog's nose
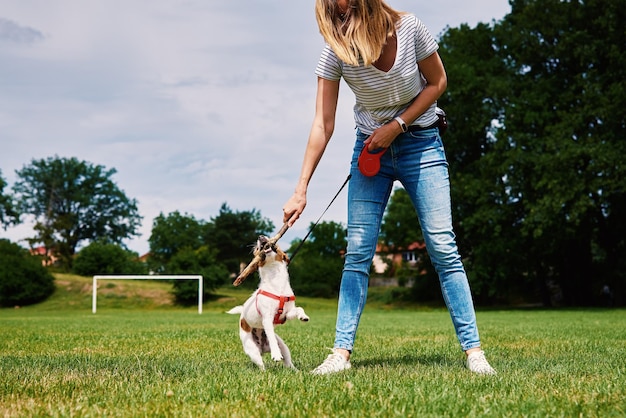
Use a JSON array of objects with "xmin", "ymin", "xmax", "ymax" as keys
[{"xmin": 258, "ymin": 235, "xmax": 269, "ymax": 245}]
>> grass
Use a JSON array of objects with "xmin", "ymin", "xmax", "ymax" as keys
[{"xmin": 0, "ymin": 274, "xmax": 625, "ymax": 417}]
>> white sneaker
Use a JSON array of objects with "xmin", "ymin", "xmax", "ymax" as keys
[
  {"xmin": 466, "ymin": 350, "xmax": 496, "ymax": 375},
  {"xmin": 311, "ymin": 349, "xmax": 351, "ymax": 375}
]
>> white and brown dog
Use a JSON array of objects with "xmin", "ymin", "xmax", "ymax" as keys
[{"xmin": 227, "ymin": 235, "xmax": 309, "ymax": 370}]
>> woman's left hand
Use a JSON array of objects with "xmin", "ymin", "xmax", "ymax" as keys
[{"xmin": 364, "ymin": 121, "xmax": 404, "ymax": 151}]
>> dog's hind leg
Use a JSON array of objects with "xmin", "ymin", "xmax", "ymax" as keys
[{"xmin": 241, "ymin": 329, "xmax": 265, "ymax": 370}]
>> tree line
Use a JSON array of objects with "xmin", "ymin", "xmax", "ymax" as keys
[
  {"xmin": 436, "ymin": 0, "xmax": 625, "ymax": 306},
  {"xmin": 2, "ymin": 0, "xmax": 625, "ymax": 307},
  {"xmin": 287, "ymin": 0, "xmax": 625, "ymax": 307},
  {"xmin": 0, "ymin": 157, "xmax": 278, "ymax": 305}
]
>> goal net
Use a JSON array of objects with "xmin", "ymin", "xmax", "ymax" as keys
[{"xmin": 92, "ymin": 275, "xmax": 203, "ymax": 314}]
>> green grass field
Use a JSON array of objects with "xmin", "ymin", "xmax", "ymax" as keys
[{"xmin": 1, "ymin": 274, "xmax": 625, "ymax": 417}]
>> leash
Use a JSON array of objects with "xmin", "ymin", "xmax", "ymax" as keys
[
  {"xmin": 233, "ymin": 173, "xmax": 351, "ymax": 286},
  {"xmin": 288, "ymin": 173, "xmax": 351, "ymax": 263}
]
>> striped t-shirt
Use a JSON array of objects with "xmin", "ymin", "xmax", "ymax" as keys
[{"xmin": 315, "ymin": 14, "xmax": 439, "ymax": 135}]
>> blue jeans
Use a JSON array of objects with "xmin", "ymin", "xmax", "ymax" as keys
[{"xmin": 334, "ymin": 128, "xmax": 481, "ymax": 352}]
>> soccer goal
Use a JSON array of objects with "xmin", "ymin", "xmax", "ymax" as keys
[{"xmin": 92, "ymin": 275, "xmax": 204, "ymax": 314}]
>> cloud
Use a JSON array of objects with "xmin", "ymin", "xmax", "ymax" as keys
[
  {"xmin": 0, "ymin": 18, "xmax": 44, "ymax": 44},
  {"xmin": 0, "ymin": 0, "xmax": 511, "ymax": 255}
]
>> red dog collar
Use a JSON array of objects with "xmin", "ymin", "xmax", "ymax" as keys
[{"xmin": 257, "ymin": 290, "xmax": 296, "ymax": 325}]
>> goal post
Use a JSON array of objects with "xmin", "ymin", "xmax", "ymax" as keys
[{"xmin": 92, "ymin": 275, "xmax": 203, "ymax": 314}]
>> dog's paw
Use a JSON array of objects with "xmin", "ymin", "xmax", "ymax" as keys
[
  {"xmin": 271, "ymin": 352, "xmax": 284, "ymax": 362},
  {"xmin": 295, "ymin": 307, "xmax": 309, "ymax": 322}
]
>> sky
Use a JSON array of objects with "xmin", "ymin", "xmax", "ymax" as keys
[{"xmin": 0, "ymin": 0, "xmax": 511, "ymax": 256}]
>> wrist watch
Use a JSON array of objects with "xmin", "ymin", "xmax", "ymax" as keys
[{"xmin": 394, "ymin": 116, "xmax": 408, "ymax": 133}]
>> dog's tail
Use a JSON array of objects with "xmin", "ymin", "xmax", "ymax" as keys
[{"xmin": 226, "ymin": 306, "xmax": 243, "ymax": 315}]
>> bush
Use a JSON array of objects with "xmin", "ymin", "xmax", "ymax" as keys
[
  {"xmin": 166, "ymin": 246, "xmax": 229, "ymax": 305},
  {"xmin": 0, "ymin": 239, "xmax": 55, "ymax": 307},
  {"xmin": 73, "ymin": 241, "xmax": 147, "ymax": 276},
  {"xmin": 288, "ymin": 252, "xmax": 343, "ymax": 298}
]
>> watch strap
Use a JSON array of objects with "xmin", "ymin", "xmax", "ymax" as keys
[{"xmin": 394, "ymin": 116, "xmax": 408, "ymax": 133}]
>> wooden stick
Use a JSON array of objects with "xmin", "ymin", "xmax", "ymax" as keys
[{"xmin": 233, "ymin": 223, "xmax": 290, "ymax": 286}]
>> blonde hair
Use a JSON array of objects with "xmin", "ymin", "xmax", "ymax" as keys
[{"xmin": 315, "ymin": 0, "xmax": 402, "ymax": 66}]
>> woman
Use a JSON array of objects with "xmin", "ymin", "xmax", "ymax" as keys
[{"xmin": 282, "ymin": 0, "xmax": 496, "ymax": 375}]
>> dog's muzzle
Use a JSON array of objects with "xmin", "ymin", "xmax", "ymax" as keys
[{"xmin": 256, "ymin": 235, "xmax": 276, "ymax": 260}]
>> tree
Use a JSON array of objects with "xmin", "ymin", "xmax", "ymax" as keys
[
  {"xmin": 380, "ymin": 187, "xmax": 439, "ymax": 300},
  {"xmin": 0, "ymin": 239, "xmax": 55, "ymax": 307},
  {"xmin": 167, "ymin": 246, "xmax": 229, "ymax": 304},
  {"xmin": 12, "ymin": 156, "xmax": 142, "ymax": 269},
  {"xmin": 494, "ymin": 0, "xmax": 626, "ymax": 306},
  {"xmin": 438, "ymin": 0, "xmax": 626, "ymax": 305},
  {"xmin": 148, "ymin": 211, "xmax": 206, "ymax": 273},
  {"xmin": 204, "ymin": 203, "xmax": 274, "ymax": 276},
  {"xmin": 379, "ymin": 186, "xmax": 424, "ymax": 249},
  {"xmin": 438, "ymin": 22, "xmax": 527, "ymax": 303},
  {"xmin": 287, "ymin": 221, "xmax": 346, "ymax": 298},
  {"xmin": 73, "ymin": 241, "xmax": 147, "ymax": 276},
  {"xmin": 0, "ymin": 170, "xmax": 19, "ymax": 229},
  {"xmin": 148, "ymin": 211, "xmax": 230, "ymax": 302}
]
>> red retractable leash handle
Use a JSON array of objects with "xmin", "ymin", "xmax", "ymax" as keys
[{"xmin": 358, "ymin": 146, "xmax": 387, "ymax": 177}]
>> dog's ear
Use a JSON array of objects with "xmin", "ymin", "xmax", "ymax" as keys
[{"xmin": 276, "ymin": 248, "xmax": 289, "ymax": 263}]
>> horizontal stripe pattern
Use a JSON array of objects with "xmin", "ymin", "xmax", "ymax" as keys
[{"xmin": 316, "ymin": 14, "xmax": 439, "ymax": 134}]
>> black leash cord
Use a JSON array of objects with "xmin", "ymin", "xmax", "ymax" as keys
[{"xmin": 288, "ymin": 173, "xmax": 351, "ymax": 263}]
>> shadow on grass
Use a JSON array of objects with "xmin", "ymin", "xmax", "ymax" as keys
[{"xmin": 355, "ymin": 352, "xmax": 453, "ymax": 369}]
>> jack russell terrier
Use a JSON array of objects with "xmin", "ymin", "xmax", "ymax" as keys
[{"xmin": 227, "ymin": 235, "xmax": 309, "ymax": 370}]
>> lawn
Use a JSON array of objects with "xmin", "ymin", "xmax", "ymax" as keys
[{"xmin": 0, "ymin": 274, "xmax": 624, "ymax": 417}]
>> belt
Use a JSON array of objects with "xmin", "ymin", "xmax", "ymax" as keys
[{"xmin": 407, "ymin": 121, "xmax": 439, "ymax": 132}]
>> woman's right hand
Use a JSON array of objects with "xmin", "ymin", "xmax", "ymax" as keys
[{"xmin": 283, "ymin": 192, "xmax": 307, "ymax": 227}]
